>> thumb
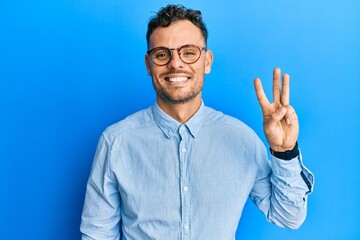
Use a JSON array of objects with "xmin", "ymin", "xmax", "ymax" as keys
[
  {"xmin": 266, "ymin": 107, "xmax": 286, "ymax": 128},
  {"xmin": 264, "ymin": 107, "xmax": 287, "ymax": 139}
]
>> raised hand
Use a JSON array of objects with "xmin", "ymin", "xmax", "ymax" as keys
[{"xmin": 254, "ymin": 68, "xmax": 299, "ymax": 152}]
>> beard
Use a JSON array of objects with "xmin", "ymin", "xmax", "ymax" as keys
[
  {"xmin": 152, "ymin": 71, "xmax": 204, "ymax": 104},
  {"xmin": 155, "ymin": 85, "xmax": 202, "ymax": 104}
]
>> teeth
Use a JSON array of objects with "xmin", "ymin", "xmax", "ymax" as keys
[{"xmin": 168, "ymin": 77, "xmax": 188, "ymax": 82}]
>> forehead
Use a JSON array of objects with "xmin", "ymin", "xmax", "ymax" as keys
[{"xmin": 149, "ymin": 20, "xmax": 205, "ymax": 49}]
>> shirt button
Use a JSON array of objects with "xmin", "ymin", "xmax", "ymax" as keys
[
  {"xmin": 184, "ymin": 224, "xmax": 189, "ymax": 231},
  {"xmin": 182, "ymin": 148, "xmax": 187, "ymax": 153},
  {"xmin": 183, "ymin": 186, "xmax": 188, "ymax": 192},
  {"xmin": 179, "ymin": 125, "xmax": 185, "ymax": 132}
]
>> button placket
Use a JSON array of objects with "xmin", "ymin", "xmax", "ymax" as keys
[{"xmin": 178, "ymin": 124, "xmax": 191, "ymax": 239}]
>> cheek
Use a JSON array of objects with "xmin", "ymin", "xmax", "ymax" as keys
[
  {"xmin": 192, "ymin": 65, "xmax": 206, "ymax": 77},
  {"xmin": 148, "ymin": 65, "xmax": 159, "ymax": 78}
]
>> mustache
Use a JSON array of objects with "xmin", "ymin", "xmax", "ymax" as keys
[{"xmin": 159, "ymin": 70, "xmax": 192, "ymax": 78}]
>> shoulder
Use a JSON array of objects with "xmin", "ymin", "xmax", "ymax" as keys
[
  {"xmin": 203, "ymin": 105, "xmax": 258, "ymax": 139},
  {"xmin": 199, "ymin": 106, "xmax": 266, "ymax": 154},
  {"xmin": 200, "ymin": 105, "xmax": 267, "ymax": 162},
  {"xmin": 102, "ymin": 106, "xmax": 155, "ymax": 143}
]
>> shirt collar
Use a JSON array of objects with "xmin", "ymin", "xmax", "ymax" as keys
[{"xmin": 152, "ymin": 101, "xmax": 206, "ymax": 139}]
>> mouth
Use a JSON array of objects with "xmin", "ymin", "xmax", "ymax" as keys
[{"xmin": 165, "ymin": 76, "xmax": 190, "ymax": 83}]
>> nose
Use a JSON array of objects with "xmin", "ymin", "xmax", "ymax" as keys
[{"xmin": 167, "ymin": 50, "xmax": 185, "ymax": 69}]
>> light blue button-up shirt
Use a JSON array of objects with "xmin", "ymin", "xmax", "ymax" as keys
[{"xmin": 80, "ymin": 102, "xmax": 314, "ymax": 240}]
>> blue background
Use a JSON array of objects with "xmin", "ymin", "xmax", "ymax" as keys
[{"xmin": 1, "ymin": 0, "xmax": 359, "ymax": 239}]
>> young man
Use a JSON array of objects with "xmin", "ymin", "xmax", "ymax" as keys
[{"xmin": 80, "ymin": 4, "xmax": 314, "ymax": 240}]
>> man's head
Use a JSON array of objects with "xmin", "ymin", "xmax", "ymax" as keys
[
  {"xmin": 146, "ymin": 4, "xmax": 208, "ymax": 49},
  {"xmin": 145, "ymin": 5, "xmax": 213, "ymax": 107}
]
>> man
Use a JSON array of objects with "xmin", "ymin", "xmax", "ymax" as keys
[{"xmin": 80, "ymin": 4, "xmax": 314, "ymax": 240}]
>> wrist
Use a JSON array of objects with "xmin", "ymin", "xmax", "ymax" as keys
[{"xmin": 270, "ymin": 142, "xmax": 299, "ymax": 160}]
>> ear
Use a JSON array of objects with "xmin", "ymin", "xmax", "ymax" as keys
[
  {"xmin": 145, "ymin": 54, "xmax": 152, "ymax": 76},
  {"xmin": 204, "ymin": 50, "xmax": 214, "ymax": 74}
]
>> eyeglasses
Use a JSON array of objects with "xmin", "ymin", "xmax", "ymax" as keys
[{"xmin": 147, "ymin": 44, "xmax": 207, "ymax": 66}]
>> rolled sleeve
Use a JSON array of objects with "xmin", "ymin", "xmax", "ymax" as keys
[
  {"xmin": 270, "ymin": 150, "xmax": 314, "ymax": 195},
  {"xmin": 266, "ymin": 150, "xmax": 315, "ymax": 229}
]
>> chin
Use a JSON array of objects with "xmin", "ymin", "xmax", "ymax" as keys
[{"xmin": 161, "ymin": 92, "xmax": 201, "ymax": 105}]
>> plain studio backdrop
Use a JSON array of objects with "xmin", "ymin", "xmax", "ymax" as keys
[{"xmin": 1, "ymin": 0, "xmax": 359, "ymax": 239}]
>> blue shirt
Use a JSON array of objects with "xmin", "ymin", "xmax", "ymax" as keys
[{"xmin": 80, "ymin": 102, "xmax": 314, "ymax": 240}]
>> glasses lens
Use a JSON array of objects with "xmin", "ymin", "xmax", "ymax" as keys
[
  {"xmin": 179, "ymin": 45, "xmax": 201, "ymax": 64},
  {"xmin": 150, "ymin": 47, "xmax": 171, "ymax": 65}
]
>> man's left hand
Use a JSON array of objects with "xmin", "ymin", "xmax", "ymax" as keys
[{"xmin": 254, "ymin": 68, "xmax": 299, "ymax": 152}]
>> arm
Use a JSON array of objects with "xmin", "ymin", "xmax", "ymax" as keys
[
  {"xmin": 250, "ymin": 145, "xmax": 314, "ymax": 229},
  {"xmin": 251, "ymin": 68, "xmax": 314, "ymax": 229},
  {"xmin": 80, "ymin": 134, "xmax": 122, "ymax": 240}
]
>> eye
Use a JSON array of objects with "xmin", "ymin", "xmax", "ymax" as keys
[
  {"xmin": 152, "ymin": 49, "xmax": 170, "ymax": 60},
  {"xmin": 183, "ymin": 50, "xmax": 196, "ymax": 56},
  {"xmin": 180, "ymin": 46, "xmax": 199, "ymax": 59}
]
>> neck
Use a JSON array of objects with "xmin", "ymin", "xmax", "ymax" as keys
[{"xmin": 156, "ymin": 96, "xmax": 202, "ymax": 123}]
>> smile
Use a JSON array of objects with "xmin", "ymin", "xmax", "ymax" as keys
[{"xmin": 166, "ymin": 76, "xmax": 189, "ymax": 83}]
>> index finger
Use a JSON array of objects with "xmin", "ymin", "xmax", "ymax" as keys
[{"xmin": 254, "ymin": 78, "xmax": 270, "ymax": 109}]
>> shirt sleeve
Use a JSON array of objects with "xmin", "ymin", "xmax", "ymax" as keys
[
  {"xmin": 249, "ymin": 140, "xmax": 314, "ymax": 229},
  {"xmin": 80, "ymin": 133, "xmax": 122, "ymax": 240}
]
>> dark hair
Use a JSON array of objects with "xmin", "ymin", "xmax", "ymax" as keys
[{"xmin": 146, "ymin": 4, "xmax": 208, "ymax": 48}]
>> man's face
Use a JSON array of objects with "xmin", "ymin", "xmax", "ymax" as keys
[{"xmin": 145, "ymin": 20, "xmax": 213, "ymax": 105}]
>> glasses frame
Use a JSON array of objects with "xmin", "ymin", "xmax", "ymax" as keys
[{"xmin": 147, "ymin": 44, "xmax": 207, "ymax": 66}]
